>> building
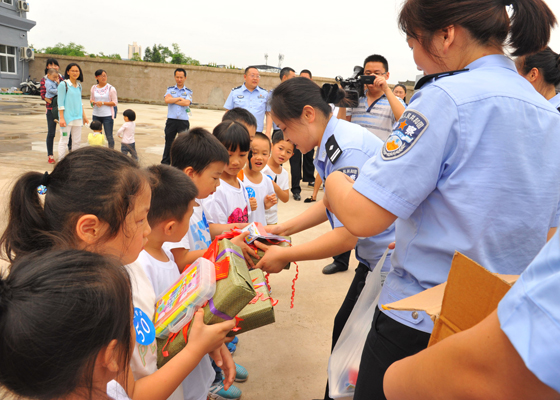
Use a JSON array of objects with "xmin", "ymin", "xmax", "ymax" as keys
[
  {"xmin": 0, "ymin": 0, "xmax": 36, "ymax": 89},
  {"xmin": 128, "ymin": 42, "xmax": 142, "ymax": 60}
]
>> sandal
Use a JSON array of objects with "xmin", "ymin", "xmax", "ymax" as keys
[{"xmin": 304, "ymin": 196, "xmax": 316, "ymax": 203}]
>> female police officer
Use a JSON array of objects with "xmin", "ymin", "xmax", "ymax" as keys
[
  {"xmin": 253, "ymin": 77, "xmax": 396, "ymax": 400},
  {"xmin": 324, "ymin": 0, "xmax": 560, "ymax": 398},
  {"xmin": 516, "ymin": 46, "xmax": 560, "ymax": 110}
]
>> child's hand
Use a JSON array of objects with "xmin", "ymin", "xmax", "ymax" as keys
[
  {"xmin": 249, "ymin": 197, "xmax": 257, "ymax": 211},
  {"xmin": 254, "ymin": 241, "xmax": 289, "ymax": 274},
  {"xmin": 230, "ymin": 231, "xmax": 259, "ymax": 267},
  {"xmin": 45, "ymin": 98, "xmax": 52, "ymax": 104},
  {"xmin": 209, "ymin": 344, "xmax": 235, "ymax": 390},
  {"xmin": 264, "ymin": 194, "xmax": 277, "ymax": 210},
  {"xmin": 186, "ymin": 310, "xmax": 235, "ymax": 357},
  {"xmin": 265, "ymin": 224, "xmax": 287, "ymax": 236}
]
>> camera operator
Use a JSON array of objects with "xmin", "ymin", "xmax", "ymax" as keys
[{"xmin": 338, "ymin": 54, "xmax": 406, "ymax": 141}]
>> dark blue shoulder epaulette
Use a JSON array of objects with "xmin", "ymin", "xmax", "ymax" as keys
[
  {"xmin": 167, "ymin": 86, "xmax": 175, "ymax": 89},
  {"xmin": 232, "ymin": 85, "xmax": 242, "ymax": 91},
  {"xmin": 258, "ymin": 86, "xmax": 267, "ymax": 91},
  {"xmin": 184, "ymin": 86, "xmax": 192, "ymax": 92},
  {"xmin": 414, "ymin": 69, "xmax": 469, "ymax": 90}
]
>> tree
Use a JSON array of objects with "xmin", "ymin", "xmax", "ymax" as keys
[
  {"xmin": 131, "ymin": 52, "xmax": 142, "ymax": 62},
  {"xmin": 40, "ymin": 42, "xmax": 87, "ymax": 57},
  {"xmin": 96, "ymin": 52, "xmax": 122, "ymax": 60},
  {"xmin": 143, "ymin": 43, "xmax": 199, "ymax": 65},
  {"xmin": 143, "ymin": 46, "xmax": 153, "ymax": 62}
]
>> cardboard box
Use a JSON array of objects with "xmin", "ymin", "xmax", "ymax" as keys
[{"xmin": 383, "ymin": 252, "xmax": 518, "ymax": 346}]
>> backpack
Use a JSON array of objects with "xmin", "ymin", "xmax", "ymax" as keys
[{"xmin": 50, "ymin": 80, "xmax": 69, "ymax": 120}]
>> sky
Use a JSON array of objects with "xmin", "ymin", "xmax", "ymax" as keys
[{"xmin": 27, "ymin": 0, "xmax": 560, "ymax": 85}]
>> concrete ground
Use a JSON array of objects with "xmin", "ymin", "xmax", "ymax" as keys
[{"xmin": 0, "ymin": 95, "xmax": 360, "ymax": 400}]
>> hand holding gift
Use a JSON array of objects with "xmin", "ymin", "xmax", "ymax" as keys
[{"xmin": 254, "ymin": 241, "xmax": 291, "ymax": 274}]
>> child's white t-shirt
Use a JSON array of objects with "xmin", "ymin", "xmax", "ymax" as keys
[
  {"xmin": 163, "ymin": 201, "xmax": 212, "ymax": 254},
  {"xmin": 201, "ymin": 178, "xmax": 251, "ymax": 224},
  {"xmin": 262, "ymin": 165, "xmax": 289, "ymax": 224},
  {"xmin": 243, "ymin": 171, "xmax": 275, "ymax": 225},
  {"xmin": 137, "ymin": 249, "xmax": 214, "ymax": 400},
  {"xmin": 125, "ymin": 260, "xmax": 184, "ymax": 400}
]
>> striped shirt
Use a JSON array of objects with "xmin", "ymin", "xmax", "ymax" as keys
[{"xmin": 346, "ymin": 95, "xmax": 405, "ymax": 141}]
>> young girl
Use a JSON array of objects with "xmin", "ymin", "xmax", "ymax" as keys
[
  {"xmin": 0, "ymin": 249, "xmax": 133, "ymax": 400},
  {"xmin": 0, "ymin": 146, "xmax": 236, "ymax": 400},
  {"xmin": 242, "ymin": 132, "xmax": 277, "ymax": 225},
  {"xmin": 202, "ymin": 121, "xmax": 254, "ymax": 224}
]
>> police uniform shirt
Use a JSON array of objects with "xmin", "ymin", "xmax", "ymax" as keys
[
  {"xmin": 224, "ymin": 83, "xmax": 268, "ymax": 132},
  {"xmin": 164, "ymin": 85, "xmax": 193, "ymax": 120},
  {"xmin": 352, "ymin": 55, "xmax": 560, "ymax": 333},
  {"xmin": 346, "ymin": 95, "xmax": 406, "ymax": 141},
  {"xmin": 315, "ymin": 116, "xmax": 395, "ymax": 271},
  {"xmin": 549, "ymin": 92, "xmax": 560, "ymax": 110},
  {"xmin": 498, "ymin": 230, "xmax": 560, "ymax": 393}
]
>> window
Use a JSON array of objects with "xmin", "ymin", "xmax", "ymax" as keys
[
  {"xmin": 2, "ymin": 0, "xmax": 14, "ymax": 5},
  {"xmin": 0, "ymin": 45, "xmax": 17, "ymax": 74}
]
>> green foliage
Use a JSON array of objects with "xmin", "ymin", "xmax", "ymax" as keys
[
  {"xmin": 131, "ymin": 52, "xmax": 142, "ymax": 62},
  {"xmin": 95, "ymin": 52, "xmax": 122, "ymax": 60},
  {"xmin": 40, "ymin": 42, "xmax": 87, "ymax": 57},
  {"xmin": 143, "ymin": 43, "xmax": 199, "ymax": 65}
]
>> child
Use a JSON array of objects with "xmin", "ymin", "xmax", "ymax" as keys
[
  {"xmin": 88, "ymin": 120, "xmax": 105, "ymax": 147},
  {"xmin": 44, "ymin": 68, "xmax": 59, "ymax": 106},
  {"xmin": 0, "ymin": 146, "xmax": 236, "ymax": 400},
  {"xmin": 242, "ymin": 132, "xmax": 277, "ymax": 225},
  {"xmin": 222, "ymin": 107, "xmax": 257, "ymax": 141},
  {"xmin": 0, "ymin": 249, "xmax": 133, "ymax": 400},
  {"xmin": 201, "ymin": 121, "xmax": 254, "ymax": 225},
  {"xmin": 118, "ymin": 109, "xmax": 138, "ymax": 160},
  {"xmin": 262, "ymin": 129, "xmax": 293, "ymax": 224},
  {"xmin": 139, "ymin": 164, "xmax": 219, "ymax": 400}
]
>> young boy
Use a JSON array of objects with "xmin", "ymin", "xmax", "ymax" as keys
[
  {"xmin": 164, "ymin": 128, "xmax": 251, "ymax": 400},
  {"xmin": 44, "ymin": 68, "xmax": 59, "ymax": 106},
  {"xmin": 242, "ymin": 132, "xmax": 277, "ymax": 225},
  {"xmin": 222, "ymin": 107, "xmax": 257, "ymax": 141},
  {"xmin": 117, "ymin": 109, "xmax": 138, "ymax": 160},
  {"xmin": 88, "ymin": 121, "xmax": 105, "ymax": 147},
  {"xmin": 262, "ymin": 130, "xmax": 294, "ymax": 224},
  {"xmin": 138, "ymin": 164, "xmax": 223, "ymax": 400}
]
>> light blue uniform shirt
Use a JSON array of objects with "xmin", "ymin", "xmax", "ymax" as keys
[
  {"xmin": 224, "ymin": 83, "xmax": 268, "ymax": 132},
  {"xmin": 57, "ymin": 80, "xmax": 83, "ymax": 123},
  {"xmin": 164, "ymin": 85, "xmax": 192, "ymax": 120},
  {"xmin": 315, "ymin": 116, "xmax": 396, "ymax": 271},
  {"xmin": 498, "ymin": 230, "xmax": 560, "ymax": 394},
  {"xmin": 353, "ymin": 55, "xmax": 560, "ymax": 333},
  {"xmin": 549, "ymin": 92, "xmax": 560, "ymax": 110}
]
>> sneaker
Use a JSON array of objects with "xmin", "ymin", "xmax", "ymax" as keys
[
  {"xmin": 231, "ymin": 336, "xmax": 239, "ymax": 345},
  {"xmin": 208, "ymin": 380, "xmax": 242, "ymax": 400},
  {"xmin": 48, "ymin": 156, "xmax": 56, "ymax": 164},
  {"xmin": 226, "ymin": 342, "xmax": 236, "ymax": 354},
  {"xmin": 234, "ymin": 363, "xmax": 249, "ymax": 382}
]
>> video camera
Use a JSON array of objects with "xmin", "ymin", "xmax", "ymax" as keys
[{"xmin": 332, "ymin": 66, "xmax": 378, "ymax": 108}]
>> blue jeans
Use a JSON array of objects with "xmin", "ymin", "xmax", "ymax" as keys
[
  {"xmin": 121, "ymin": 142, "xmax": 138, "ymax": 160},
  {"xmin": 92, "ymin": 115, "xmax": 114, "ymax": 149}
]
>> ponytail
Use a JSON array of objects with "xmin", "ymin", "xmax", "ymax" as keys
[
  {"xmin": 398, "ymin": 0, "xmax": 556, "ymax": 58},
  {"xmin": 518, "ymin": 47, "xmax": 560, "ymax": 87},
  {"xmin": 0, "ymin": 171, "xmax": 53, "ymax": 262}
]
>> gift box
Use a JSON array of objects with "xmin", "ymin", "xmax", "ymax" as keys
[
  {"xmin": 202, "ymin": 239, "xmax": 256, "ymax": 325},
  {"xmin": 227, "ymin": 268, "xmax": 276, "ymax": 336},
  {"xmin": 247, "ymin": 237, "xmax": 292, "ymax": 270},
  {"xmin": 156, "ymin": 323, "xmax": 188, "ymax": 368}
]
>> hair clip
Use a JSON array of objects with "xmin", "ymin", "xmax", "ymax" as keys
[{"xmin": 37, "ymin": 185, "xmax": 47, "ymax": 195}]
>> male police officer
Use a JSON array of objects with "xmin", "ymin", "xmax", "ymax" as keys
[
  {"xmin": 161, "ymin": 68, "xmax": 192, "ymax": 164},
  {"xmin": 224, "ymin": 66, "xmax": 270, "ymax": 135}
]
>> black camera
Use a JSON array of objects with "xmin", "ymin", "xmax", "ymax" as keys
[{"xmin": 332, "ymin": 66, "xmax": 377, "ymax": 108}]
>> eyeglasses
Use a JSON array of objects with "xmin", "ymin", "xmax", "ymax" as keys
[
  {"xmin": 364, "ymin": 71, "xmax": 387, "ymax": 76},
  {"xmin": 247, "ymin": 74, "xmax": 261, "ymax": 79}
]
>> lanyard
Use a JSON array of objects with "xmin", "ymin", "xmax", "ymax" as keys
[{"xmin": 366, "ymin": 94, "xmax": 386, "ymax": 113}]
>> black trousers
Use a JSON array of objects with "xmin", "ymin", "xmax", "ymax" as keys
[
  {"xmin": 332, "ymin": 250, "xmax": 351, "ymax": 269},
  {"xmin": 289, "ymin": 147, "xmax": 315, "ymax": 195},
  {"xmin": 324, "ymin": 263, "xmax": 369, "ymax": 400},
  {"xmin": 46, "ymin": 112, "xmax": 71, "ymax": 156},
  {"xmin": 353, "ymin": 307, "xmax": 431, "ymax": 400},
  {"xmin": 161, "ymin": 118, "xmax": 190, "ymax": 165}
]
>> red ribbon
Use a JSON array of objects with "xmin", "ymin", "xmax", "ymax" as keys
[
  {"xmin": 161, "ymin": 320, "xmax": 192, "ymax": 358},
  {"xmin": 290, "ymin": 262, "xmax": 299, "ymax": 309},
  {"xmin": 231, "ymin": 315, "xmax": 244, "ymax": 332}
]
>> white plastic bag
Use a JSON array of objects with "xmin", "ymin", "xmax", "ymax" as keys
[{"xmin": 327, "ymin": 249, "xmax": 388, "ymax": 399}]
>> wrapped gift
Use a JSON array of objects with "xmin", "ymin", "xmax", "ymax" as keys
[
  {"xmin": 227, "ymin": 269, "xmax": 276, "ymax": 336},
  {"xmin": 202, "ymin": 239, "xmax": 256, "ymax": 325},
  {"xmin": 156, "ymin": 323, "xmax": 188, "ymax": 368},
  {"xmin": 153, "ymin": 258, "xmax": 216, "ymax": 339}
]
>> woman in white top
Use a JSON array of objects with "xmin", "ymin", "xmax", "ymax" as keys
[{"xmin": 90, "ymin": 69, "xmax": 118, "ymax": 149}]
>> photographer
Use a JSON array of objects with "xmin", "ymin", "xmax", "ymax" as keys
[{"xmin": 338, "ymin": 54, "xmax": 406, "ymax": 141}]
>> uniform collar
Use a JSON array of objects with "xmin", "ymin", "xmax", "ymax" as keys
[
  {"xmin": 242, "ymin": 83, "xmax": 258, "ymax": 93},
  {"xmin": 465, "ymin": 54, "xmax": 516, "ymax": 73},
  {"xmin": 317, "ymin": 116, "xmax": 339, "ymax": 162},
  {"xmin": 173, "ymin": 84, "xmax": 185, "ymax": 90},
  {"xmin": 549, "ymin": 92, "xmax": 560, "ymax": 109}
]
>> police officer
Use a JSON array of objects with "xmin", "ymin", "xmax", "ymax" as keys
[
  {"xmin": 161, "ymin": 68, "xmax": 192, "ymax": 165},
  {"xmin": 324, "ymin": 0, "xmax": 560, "ymax": 398},
  {"xmin": 384, "ymin": 230, "xmax": 560, "ymax": 399},
  {"xmin": 516, "ymin": 46, "xmax": 560, "ymax": 111},
  {"xmin": 224, "ymin": 66, "xmax": 270, "ymax": 135},
  {"xmin": 253, "ymin": 77, "xmax": 396, "ymax": 400}
]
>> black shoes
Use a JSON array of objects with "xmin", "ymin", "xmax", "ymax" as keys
[
  {"xmin": 293, "ymin": 193, "xmax": 301, "ymax": 201},
  {"xmin": 322, "ymin": 262, "xmax": 348, "ymax": 275}
]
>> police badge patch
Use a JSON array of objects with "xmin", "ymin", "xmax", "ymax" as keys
[
  {"xmin": 337, "ymin": 166, "xmax": 359, "ymax": 181},
  {"xmin": 382, "ymin": 109, "xmax": 429, "ymax": 160}
]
